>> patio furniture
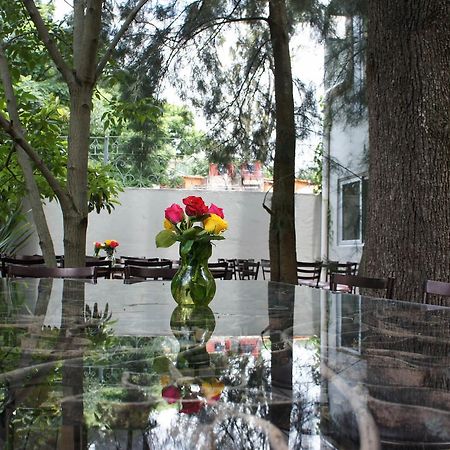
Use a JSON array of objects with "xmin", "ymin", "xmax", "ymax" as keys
[
  {"xmin": 124, "ymin": 265, "xmax": 177, "ymax": 282},
  {"xmin": 297, "ymin": 261, "xmax": 322, "ymax": 287},
  {"xmin": 317, "ymin": 261, "xmax": 359, "ymax": 289},
  {"xmin": 260, "ymin": 259, "xmax": 271, "ymax": 280},
  {"xmin": 330, "ymin": 273, "xmax": 395, "ymax": 298},
  {"xmin": 1, "ymin": 277, "xmax": 449, "ymax": 448},
  {"xmin": 1, "ymin": 254, "xmax": 45, "ymax": 277},
  {"xmin": 7, "ymin": 264, "xmax": 98, "ymax": 280},
  {"xmin": 236, "ymin": 260, "xmax": 260, "ymax": 280},
  {"xmin": 123, "ymin": 258, "xmax": 173, "ymax": 268},
  {"xmin": 208, "ymin": 261, "xmax": 232, "ymax": 279},
  {"xmin": 423, "ymin": 279, "xmax": 450, "ymax": 303}
]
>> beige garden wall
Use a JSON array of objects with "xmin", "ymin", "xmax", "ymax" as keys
[{"xmin": 23, "ymin": 189, "xmax": 321, "ymax": 261}]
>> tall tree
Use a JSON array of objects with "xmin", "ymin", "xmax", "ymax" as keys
[
  {"xmin": 0, "ymin": 0, "xmax": 149, "ymax": 267},
  {"xmin": 267, "ymin": 0, "xmax": 297, "ymax": 284},
  {"xmin": 141, "ymin": 0, "xmax": 319, "ymax": 284},
  {"xmin": 360, "ymin": 0, "xmax": 450, "ymax": 301}
]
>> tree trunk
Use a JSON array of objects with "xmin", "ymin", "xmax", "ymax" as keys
[
  {"xmin": 360, "ymin": 0, "xmax": 450, "ymax": 302},
  {"xmin": 268, "ymin": 0, "xmax": 298, "ymax": 284},
  {"xmin": 0, "ymin": 43, "xmax": 56, "ymax": 265},
  {"xmin": 62, "ymin": 86, "xmax": 92, "ymax": 268},
  {"xmin": 16, "ymin": 149, "xmax": 57, "ymax": 266}
]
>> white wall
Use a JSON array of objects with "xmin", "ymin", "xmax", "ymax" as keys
[
  {"xmin": 23, "ymin": 189, "xmax": 322, "ymax": 262},
  {"xmin": 327, "ymin": 121, "xmax": 368, "ymax": 263}
]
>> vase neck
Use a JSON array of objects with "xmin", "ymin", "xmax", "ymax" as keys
[{"xmin": 179, "ymin": 241, "xmax": 212, "ymax": 265}]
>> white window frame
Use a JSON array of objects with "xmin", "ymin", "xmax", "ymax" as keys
[{"xmin": 338, "ymin": 176, "xmax": 365, "ymax": 246}]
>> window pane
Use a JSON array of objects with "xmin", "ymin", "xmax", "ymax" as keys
[{"xmin": 342, "ymin": 181, "xmax": 361, "ymax": 241}]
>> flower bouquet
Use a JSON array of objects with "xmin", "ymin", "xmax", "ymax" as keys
[
  {"xmin": 155, "ymin": 196, "xmax": 228, "ymax": 306},
  {"xmin": 161, "ymin": 376, "xmax": 224, "ymax": 414},
  {"xmin": 94, "ymin": 239, "xmax": 119, "ymax": 263}
]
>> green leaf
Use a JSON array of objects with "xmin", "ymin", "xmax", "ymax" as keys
[
  {"xmin": 180, "ymin": 239, "xmax": 194, "ymax": 256},
  {"xmin": 155, "ymin": 230, "xmax": 178, "ymax": 248}
]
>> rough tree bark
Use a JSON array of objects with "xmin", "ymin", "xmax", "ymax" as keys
[
  {"xmin": 360, "ymin": 0, "xmax": 450, "ymax": 302},
  {"xmin": 267, "ymin": 0, "xmax": 298, "ymax": 284}
]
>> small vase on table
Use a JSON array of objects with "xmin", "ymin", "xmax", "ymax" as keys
[{"xmin": 155, "ymin": 196, "xmax": 228, "ymax": 307}]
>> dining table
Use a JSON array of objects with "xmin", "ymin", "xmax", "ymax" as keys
[{"xmin": 0, "ymin": 278, "xmax": 449, "ymax": 449}]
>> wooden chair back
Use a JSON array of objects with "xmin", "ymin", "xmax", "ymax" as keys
[
  {"xmin": 84, "ymin": 259, "xmax": 112, "ymax": 278},
  {"xmin": 326, "ymin": 261, "xmax": 358, "ymax": 280},
  {"xmin": 7, "ymin": 264, "xmax": 98, "ymax": 280},
  {"xmin": 208, "ymin": 261, "xmax": 232, "ymax": 279},
  {"xmin": 260, "ymin": 259, "xmax": 271, "ymax": 280},
  {"xmin": 297, "ymin": 261, "xmax": 322, "ymax": 287},
  {"xmin": 124, "ymin": 265, "xmax": 177, "ymax": 281},
  {"xmin": 121, "ymin": 256, "xmax": 159, "ymax": 262},
  {"xmin": 330, "ymin": 273, "xmax": 395, "ymax": 299},
  {"xmin": 1, "ymin": 255, "xmax": 45, "ymax": 277},
  {"xmin": 236, "ymin": 260, "xmax": 260, "ymax": 280},
  {"xmin": 218, "ymin": 258, "xmax": 238, "ymax": 279},
  {"xmin": 123, "ymin": 259, "xmax": 173, "ymax": 268},
  {"xmin": 423, "ymin": 280, "xmax": 450, "ymax": 303}
]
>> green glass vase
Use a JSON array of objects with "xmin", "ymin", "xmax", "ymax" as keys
[{"xmin": 171, "ymin": 241, "xmax": 216, "ymax": 307}]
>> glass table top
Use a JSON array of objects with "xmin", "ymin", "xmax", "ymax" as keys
[{"xmin": 0, "ymin": 278, "xmax": 449, "ymax": 449}]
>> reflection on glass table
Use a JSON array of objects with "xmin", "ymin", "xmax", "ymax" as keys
[{"xmin": 0, "ymin": 278, "xmax": 449, "ymax": 449}]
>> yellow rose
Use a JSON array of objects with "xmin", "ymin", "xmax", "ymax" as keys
[
  {"xmin": 104, "ymin": 239, "xmax": 111, "ymax": 246},
  {"xmin": 202, "ymin": 379, "xmax": 224, "ymax": 403},
  {"xmin": 164, "ymin": 218, "xmax": 176, "ymax": 231},
  {"xmin": 203, "ymin": 214, "xmax": 228, "ymax": 234}
]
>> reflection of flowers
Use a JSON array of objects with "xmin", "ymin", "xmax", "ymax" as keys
[
  {"xmin": 93, "ymin": 239, "xmax": 119, "ymax": 257},
  {"xmin": 161, "ymin": 376, "xmax": 224, "ymax": 414}
]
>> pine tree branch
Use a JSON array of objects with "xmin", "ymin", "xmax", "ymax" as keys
[
  {"xmin": 96, "ymin": 0, "xmax": 150, "ymax": 78},
  {"xmin": 21, "ymin": 0, "xmax": 76, "ymax": 86}
]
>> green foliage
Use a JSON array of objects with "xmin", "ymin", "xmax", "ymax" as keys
[
  {"xmin": 110, "ymin": 103, "xmax": 208, "ymax": 187},
  {"xmin": 297, "ymin": 142, "xmax": 323, "ymax": 192},
  {"xmin": 0, "ymin": 207, "xmax": 33, "ymax": 255},
  {"xmin": 88, "ymin": 162, "xmax": 123, "ymax": 214}
]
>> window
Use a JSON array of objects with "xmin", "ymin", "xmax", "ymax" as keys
[{"xmin": 339, "ymin": 177, "xmax": 367, "ymax": 244}]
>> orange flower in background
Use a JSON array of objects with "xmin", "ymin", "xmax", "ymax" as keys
[{"xmin": 93, "ymin": 239, "xmax": 120, "ymax": 256}]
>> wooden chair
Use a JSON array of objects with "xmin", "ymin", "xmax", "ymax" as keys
[
  {"xmin": 260, "ymin": 259, "xmax": 271, "ymax": 280},
  {"xmin": 423, "ymin": 280, "xmax": 450, "ymax": 303},
  {"xmin": 317, "ymin": 261, "xmax": 359, "ymax": 289},
  {"xmin": 297, "ymin": 261, "xmax": 322, "ymax": 287},
  {"xmin": 121, "ymin": 256, "xmax": 159, "ymax": 262},
  {"xmin": 124, "ymin": 265, "xmax": 178, "ymax": 282},
  {"xmin": 327, "ymin": 261, "xmax": 358, "ymax": 278},
  {"xmin": 208, "ymin": 261, "xmax": 232, "ymax": 280},
  {"xmin": 123, "ymin": 258, "xmax": 173, "ymax": 268},
  {"xmin": 236, "ymin": 260, "xmax": 260, "ymax": 280},
  {"xmin": 330, "ymin": 273, "xmax": 395, "ymax": 299},
  {"xmin": 7, "ymin": 264, "xmax": 98, "ymax": 280},
  {"xmin": 1, "ymin": 255, "xmax": 45, "ymax": 277},
  {"xmin": 84, "ymin": 259, "xmax": 112, "ymax": 279}
]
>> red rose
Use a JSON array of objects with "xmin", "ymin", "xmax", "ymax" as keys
[
  {"xmin": 94, "ymin": 242, "xmax": 102, "ymax": 249},
  {"xmin": 165, "ymin": 203, "xmax": 185, "ymax": 224},
  {"xmin": 109, "ymin": 240, "xmax": 119, "ymax": 248},
  {"xmin": 162, "ymin": 385, "xmax": 181, "ymax": 404},
  {"xmin": 208, "ymin": 203, "xmax": 224, "ymax": 219},
  {"xmin": 180, "ymin": 398, "xmax": 204, "ymax": 414},
  {"xmin": 182, "ymin": 196, "xmax": 208, "ymax": 217}
]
